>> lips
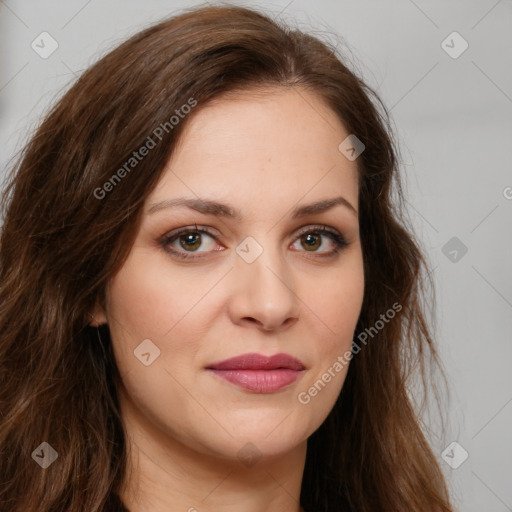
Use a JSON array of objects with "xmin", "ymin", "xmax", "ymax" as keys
[
  {"xmin": 206, "ymin": 353, "xmax": 305, "ymax": 393},
  {"xmin": 206, "ymin": 352, "xmax": 305, "ymax": 371}
]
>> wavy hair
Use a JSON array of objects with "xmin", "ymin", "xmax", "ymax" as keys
[{"xmin": 0, "ymin": 4, "xmax": 452, "ymax": 511}]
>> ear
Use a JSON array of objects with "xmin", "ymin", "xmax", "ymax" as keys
[{"xmin": 89, "ymin": 302, "xmax": 108, "ymax": 327}]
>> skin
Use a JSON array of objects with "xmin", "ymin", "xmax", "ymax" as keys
[{"xmin": 93, "ymin": 86, "xmax": 365, "ymax": 512}]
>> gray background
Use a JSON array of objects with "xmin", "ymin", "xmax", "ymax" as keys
[{"xmin": 1, "ymin": 1, "xmax": 511, "ymax": 510}]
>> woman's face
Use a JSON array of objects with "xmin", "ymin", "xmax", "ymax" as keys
[{"xmin": 97, "ymin": 86, "xmax": 364, "ymax": 462}]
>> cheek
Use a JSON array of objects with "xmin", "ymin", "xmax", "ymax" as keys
[
  {"xmin": 104, "ymin": 254, "xmax": 218, "ymax": 446},
  {"xmin": 106, "ymin": 248, "xmax": 220, "ymax": 340},
  {"xmin": 319, "ymin": 273, "xmax": 364, "ymax": 327},
  {"xmin": 316, "ymin": 252, "xmax": 365, "ymax": 342},
  {"xmin": 105, "ymin": 249, "xmax": 228, "ymax": 405},
  {"xmin": 302, "ymin": 251, "xmax": 364, "ymax": 392}
]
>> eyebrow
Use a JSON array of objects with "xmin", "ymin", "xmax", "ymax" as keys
[{"xmin": 147, "ymin": 195, "xmax": 358, "ymax": 219}]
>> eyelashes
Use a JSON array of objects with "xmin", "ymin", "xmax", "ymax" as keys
[{"xmin": 159, "ymin": 224, "xmax": 348, "ymax": 261}]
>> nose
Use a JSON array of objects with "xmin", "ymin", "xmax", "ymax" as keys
[{"xmin": 227, "ymin": 240, "xmax": 299, "ymax": 332}]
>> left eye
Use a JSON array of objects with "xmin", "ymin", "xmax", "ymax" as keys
[
  {"xmin": 160, "ymin": 225, "xmax": 348, "ymax": 260},
  {"xmin": 291, "ymin": 227, "xmax": 346, "ymax": 255}
]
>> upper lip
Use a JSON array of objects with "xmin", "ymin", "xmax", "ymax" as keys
[{"xmin": 206, "ymin": 352, "xmax": 305, "ymax": 371}]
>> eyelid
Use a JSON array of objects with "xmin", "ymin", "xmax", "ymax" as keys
[
  {"xmin": 159, "ymin": 225, "xmax": 219, "ymax": 254},
  {"xmin": 159, "ymin": 223, "xmax": 348, "ymax": 260}
]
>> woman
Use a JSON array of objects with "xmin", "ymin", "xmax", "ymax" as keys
[{"xmin": 0, "ymin": 5, "xmax": 453, "ymax": 511}]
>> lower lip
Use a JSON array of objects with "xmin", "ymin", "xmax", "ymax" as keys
[{"xmin": 207, "ymin": 369, "xmax": 304, "ymax": 393}]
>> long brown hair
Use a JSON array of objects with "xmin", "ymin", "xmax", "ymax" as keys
[{"xmin": 0, "ymin": 5, "xmax": 452, "ymax": 511}]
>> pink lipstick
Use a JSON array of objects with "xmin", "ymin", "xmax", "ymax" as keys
[{"xmin": 206, "ymin": 352, "xmax": 305, "ymax": 393}]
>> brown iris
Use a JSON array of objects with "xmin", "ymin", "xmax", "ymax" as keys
[
  {"xmin": 301, "ymin": 232, "xmax": 321, "ymax": 251},
  {"xmin": 179, "ymin": 233, "xmax": 202, "ymax": 251}
]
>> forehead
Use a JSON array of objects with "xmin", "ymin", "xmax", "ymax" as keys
[{"xmin": 148, "ymin": 86, "xmax": 359, "ymax": 214}]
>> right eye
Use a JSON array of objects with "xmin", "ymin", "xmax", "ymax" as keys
[{"xmin": 160, "ymin": 225, "xmax": 224, "ymax": 260}]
